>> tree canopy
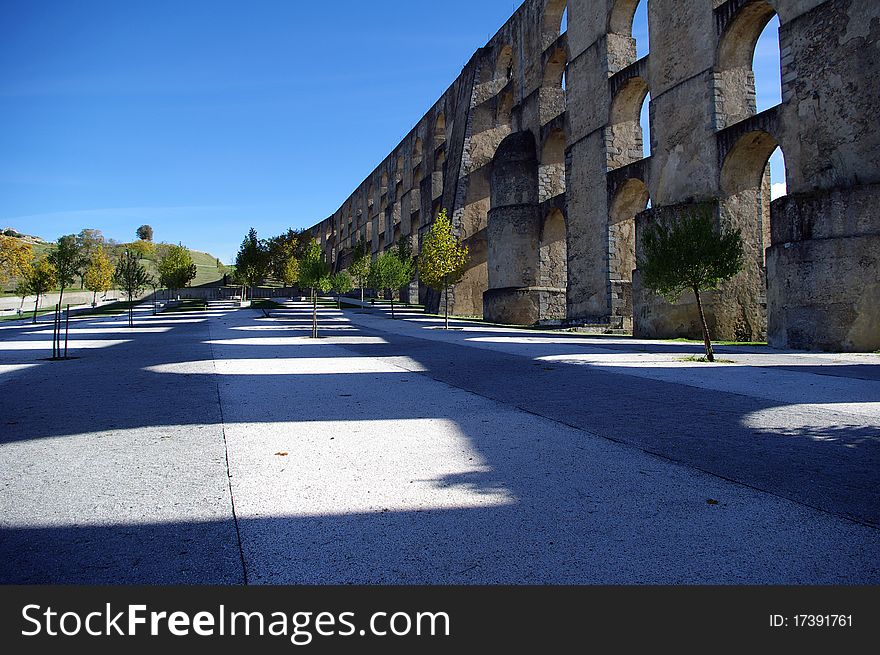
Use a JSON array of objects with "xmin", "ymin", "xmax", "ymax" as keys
[
  {"xmin": 418, "ymin": 209, "xmax": 468, "ymax": 291},
  {"xmin": 0, "ymin": 235, "xmax": 33, "ymax": 285},
  {"xmin": 47, "ymin": 235, "xmax": 84, "ymax": 303},
  {"xmin": 158, "ymin": 243, "xmax": 198, "ymax": 292},
  {"xmin": 83, "ymin": 246, "xmax": 114, "ymax": 302},
  {"xmin": 234, "ymin": 228, "xmax": 270, "ymax": 289},
  {"xmin": 136, "ymin": 225, "xmax": 154, "ymax": 242},
  {"xmin": 638, "ymin": 204, "xmax": 744, "ymax": 361}
]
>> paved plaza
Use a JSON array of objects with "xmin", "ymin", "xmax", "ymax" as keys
[{"xmin": 1, "ymin": 301, "xmax": 878, "ymax": 583}]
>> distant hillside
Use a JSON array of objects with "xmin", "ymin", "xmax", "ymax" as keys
[
  {"xmin": 188, "ymin": 249, "xmax": 230, "ymax": 287},
  {"xmin": 1, "ymin": 236, "xmax": 230, "ymax": 294}
]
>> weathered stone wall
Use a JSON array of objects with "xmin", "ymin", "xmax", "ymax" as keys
[{"xmin": 304, "ymin": 0, "xmax": 878, "ymax": 350}]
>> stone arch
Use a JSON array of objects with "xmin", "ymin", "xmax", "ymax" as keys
[
  {"xmin": 434, "ymin": 112, "xmax": 446, "ymax": 146},
  {"xmin": 608, "ymin": 0, "xmax": 642, "ymax": 34},
  {"xmin": 497, "ymin": 91, "xmax": 514, "ymax": 129},
  {"xmin": 395, "ymin": 154, "xmax": 404, "ymax": 185},
  {"xmin": 609, "ymin": 178, "xmax": 648, "ymax": 290},
  {"xmin": 718, "ymin": 128, "xmax": 784, "ymax": 340},
  {"xmin": 607, "ymin": 0, "xmax": 648, "ymax": 70},
  {"xmin": 540, "ymin": 208, "xmax": 567, "ymax": 291},
  {"xmin": 715, "ymin": 0, "xmax": 777, "ymax": 128},
  {"xmin": 608, "ymin": 75, "xmax": 649, "ymax": 169},
  {"xmin": 542, "ymin": 0, "xmax": 567, "ymax": 50},
  {"xmin": 413, "ymin": 138, "xmax": 423, "ymax": 165},
  {"xmin": 496, "ymin": 45, "xmax": 514, "ymax": 82},
  {"xmin": 541, "ymin": 46, "xmax": 567, "ymax": 124},
  {"xmin": 380, "ymin": 172, "xmax": 389, "ymax": 197},
  {"xmin": 720, "ymin": 128, "xmax": 781, "ymax": 257},
  {"xmin": 539, "ymin": 128, "xmax": 566, "ymax": 202}
]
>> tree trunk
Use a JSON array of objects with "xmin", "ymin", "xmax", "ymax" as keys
[
  {"xmin": 312, "ymin": 288, "xmax": 318, "ymax": 338},
  {"xmin": 32, "ymin": 294, "xmax": 39, "ymax": 323},
  {"xmin": 693, "ymin": 286, "xmax": 715, "ymax": 362},
  {"xmin": 444, "ymin": 276, "xmax": 449, "ymax": 330},
  {"xmin": 360, "ymin": 285, "xmax": 364, "ymax": 303},
  {"xmin": 391, "ymin": 297, "xmax": 395, "ymax": 319},
  {"xmin": 58, "ymin": 285, "xmax": 65, "ymax": 309}
]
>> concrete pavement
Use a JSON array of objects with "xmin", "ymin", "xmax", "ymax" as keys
[{"xmin": 0, "ymin": 300, "xmax": 878, "ymax": 583}]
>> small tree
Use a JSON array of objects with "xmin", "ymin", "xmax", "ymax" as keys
[
  {"xmin": 349, "ymin": 236, "xmax": 372, "ymax": 302},
  {"xmin": 234, "ymin": 228, "xmax": 269, "ymax": 301},
  {"xmin": 75, "ymin": 228, "xmax": 104, "ymax": 288},
  {"xmin": 114, "ymin": 250, "xmax": 154, "ymax": 327},
  {"xmin": 83, "ymin": 246, "xmax": 114, "ymax": 305},
  {"xmin": 24, "ymin": 258, "xmax": 56, "ymax": 323},
  {"xmin": 47, "ymin": 234, "xmax": 83, "ymax": 308},
  {"xmin": 419, "ymin": 209, "xmax": 469, "ymax": 329},
  {"xmin": 0, "ymin": 235, "xmax": 33, "ymax": 285},
  {"xmin": 330, "ymin": 271, "xmax": 353, "ymax": 309},
  {"xmin": 136, "ymin": 225, "xmax": 154, "ymax": 242},
  {"xmin": 158, "ymin": 243, "xmax": 198, "ymax": 300},
  {"xmin": 638, "ymin": 204, "xmax": 744, "ymax": 362},
  {"xmin": 298, "ymin": 239, "xmax": 331, "ymax": 338}
]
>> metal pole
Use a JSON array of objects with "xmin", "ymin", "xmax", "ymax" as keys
[
  {"xmin": 53, "ymin": 304, "xmax": 60, "ymax": 359},
  {"xmin": 64, "ymin": 304, "xmax": 70, "ymax": 359}
]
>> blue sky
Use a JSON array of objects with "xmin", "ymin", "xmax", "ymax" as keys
[{"xmin": 1, "ymin": 1, "xmax": 783, "ymax": 263}]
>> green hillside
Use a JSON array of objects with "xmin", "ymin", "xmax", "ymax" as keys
[{"xmin": 2, "ymin": 237, "xmax": 229, "ymax": 295}]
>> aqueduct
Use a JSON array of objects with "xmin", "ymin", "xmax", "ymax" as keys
[{"xmin": 307, "ymin": 0, "xmax": 879, "ymax": 352}]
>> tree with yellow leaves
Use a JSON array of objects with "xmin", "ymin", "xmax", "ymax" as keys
[
  {"xmin": 84, "ymin": 246, "xmax": 114, "ymax": 305},
  {"xmin": 0, "ymin": 235, "xmax": 33, "ymax": 286},
  {"xmin": 418, "ymin": 209, "xmax": 469, "ymax": 330}
]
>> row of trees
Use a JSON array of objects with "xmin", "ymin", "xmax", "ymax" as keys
[
  {"xmin": 0, "ymin": 226, "xmax": 200, "ymax": 325},
  {"xmin": 234, "ymin": 209, "xmax": 470, "ymax": 336}
]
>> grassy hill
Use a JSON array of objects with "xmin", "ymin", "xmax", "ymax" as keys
[
  {"xmin": 1, "ymin": 236, "xmax": 230, "ymax": 295},
  {"xmin": 188, "ymin": 249, "xmax": 230, "ymax": 287}
]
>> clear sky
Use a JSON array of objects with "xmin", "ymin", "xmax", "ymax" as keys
[{"xmin": 1, "ymin": 1, "xmax": 783, "ymax": 264}]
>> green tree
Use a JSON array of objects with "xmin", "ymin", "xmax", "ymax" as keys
[
  {"xmin": 330, "ymin": 270, "xmax": 353, "ymax": 309},
  {"xmin": 234, "ymin": 228, "xmax": 269, "ymax": 301},
  {"xmin": 114, "ymin": 250, "xmax": 154, "ymax": 327},
  {"xmin": 136, "ymin": 224, "xmax": 154, "ymax": 242},
  {"xmin": 126, "ymin": 239, "xmax": 156, "ymax": 260},
  {"xmin": 0, "ymin": 235, "xmax": 33, "ymax": 286},
  {"xmin": 418, "ymin": 209, "xmax": 469, "ymax": 329},
  {"xmin": 368, "ymin": 251, "xmax": 412, "ymax": 319},
  {"xmin": 267, "ymin": 229, "xmax": 304, "ymax": 290},
  {"xmin": 638, "ymin": 204, "xmax": 745, "ymax": 362},
  {"xmin": 23, "ymin": 258, "xmax": 56, "ymax": 323},
  {"xmin": 158, "ymin": 243, "xmax": 198, "ymax": 300},
  {"xmin": 349, "ymin": 236, "xmax": 372, "ymax": 302},
  {"xmin": 76, "ymin": 229, "xmax": 104, "ymax": 288},
  {"xmin": 298, "ymin": 239, "xmax": 331, "ymax": 338},
  {"xmin": 83, "ymin": 246, "xmax": 114, "ymax": 305},
  {"xmin": 47, "ymin": 234, "xmax": 84, "ymax": 308}
]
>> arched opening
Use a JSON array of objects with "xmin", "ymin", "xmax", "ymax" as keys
[
  {"xmin": 540, "ymin": 209, "xmax": 567, "ymax": 290},
  {"xmin": 609, "ymin": 0, "xmax": 649, "ymax": 58},
  {"xmin": 496, "ymin": 45, "xmax": 513, "ymax": 82},
  {"xmin": 541, "ymin": 46, "xmax": 567, "ymax": 124},
  {"xmin": 367, "ymin": 184, "xmax": 375, "ymax": 212},
  {"xmin": 496, "ymin": 91, "xmax": 514, "ymax": 129},
  {"xmin": 608, "ymin": 75, "xmax": 649, "ymax": 169},
  {"xmin": 716, "ymin": 1, "xmax": 777, "ymax": 128},
  {"xmin": 434, "ymin": 112, "xmax": 446, "ymax": 146},
  {"xmin": 561, "ymin": 7, "xmax": 568, "ymax": 34},
  {"xmin": 539, "ymin": 129, "xmax": 566, "ymax": 202},
  {"xmin": 413, "ymin": 138, "xmax": 423, "ymax": 164},
  {"xmin": 395, "ymin": 155, "xmax": 404, "ymax": 185},
  {"xmin": 542, "ymin": 0, "xmax": 567, "ymax": 50},
  {"xmin": 380, "ymin": 172, "xmax": 389, "ymax": 199},
  {"xmin": 609, "ymin": 178, "xmax": 648, "ymax": 285},
  {"xmin": 720, "ymin": 129, "xmax": 784, "ymax": 264}
]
